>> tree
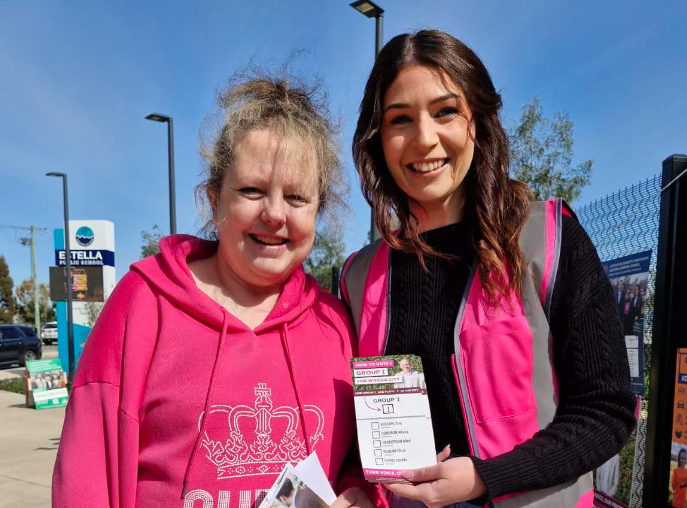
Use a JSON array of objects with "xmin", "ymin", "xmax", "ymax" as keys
[
  {"xmin": 509, "ymin": 97, "xmax": 593, "ymax": 203},
  {"xmin": 304, "ymin": 227, "xmax": 346, "ymax": 291},
  {"xmin": 84, "ymin": 301, "xmax": 104, "ymax": 329},
  {"xmin": 14, "ymin": 279, "xmax": 55, "ymax": 325},
  {"xmin": 141, "ymin": 225, "xmax": 163, "ymax": 258},
  {"xmin": 0, "ymin": 255, "xmax": 17, "ymax": 323}
]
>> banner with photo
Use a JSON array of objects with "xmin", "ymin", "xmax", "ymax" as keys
[
  {"xmin": 593, "ymin": 250, "xmax": 651, "ymax": 508},
  {"xmin": 24, "ymin": 358, "xmax": 68, "ymax": 409},
  {"xmin": 602, "ymin": 250, "xmax": 651, "ymax": 396},
  {"xmin": 669, "ymin": 349, "xmax": 687, "ymax": 508}
]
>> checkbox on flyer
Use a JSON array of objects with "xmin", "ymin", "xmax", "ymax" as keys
[
  {"xmin": 371, "ymin": 422, "xmax": 379, "ymax": 430},
  {"xmin": 374, "ymin": 449, "xmax": 382, "ymax": 457},
  {"xmin": 382, "ymin": 404, "xmax": 394, "ymax": 414},
  {"xmin": 373, "ymin": 440, "xmax": 381, "ymax": 448},
  {"xmin": 376, "ymin": 458, "xmax": 384, "ymax": 465},
  {"xmin": 372, "ymin": 431, "xmax": 380, "ymax": 439}
]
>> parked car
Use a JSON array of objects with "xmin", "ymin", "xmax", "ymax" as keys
[
  {"xmin": 0, "ymin": 325, "xmax": 43, "ymax": 366},
  {"xmin": 41, "ymin": 321, "xmax": 58, "ymax": 345}
]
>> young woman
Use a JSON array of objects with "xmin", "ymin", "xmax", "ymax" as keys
[
  {"xmin": 53, "ymin": 74, "xmax": 381, "ymax": 508},
  {"xmin": 342, "ymin": 30, "xmax": 636, "ymax": 508}
]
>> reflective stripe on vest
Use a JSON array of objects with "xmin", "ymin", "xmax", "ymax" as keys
[{"xmin": 341, "ymin": 199, "xmax": 593, "ymax": 508}]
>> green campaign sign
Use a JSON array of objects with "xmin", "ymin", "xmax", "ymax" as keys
[{"xmin": 26, "ymin": 359, "xmax": 68, "ymax": 409}]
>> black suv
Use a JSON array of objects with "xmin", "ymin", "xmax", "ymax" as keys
[{"xmin": 0, "ymin": 325, "xmax": 43, "ymax": 366}]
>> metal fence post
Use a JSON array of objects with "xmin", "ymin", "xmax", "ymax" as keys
[{"xmin": 644, "ymin": 154, "xmax": 687, "ymax": 505}]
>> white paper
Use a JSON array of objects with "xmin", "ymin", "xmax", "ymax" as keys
[
  {"xmin": 293, "ymin": 452, "xmax": 336, "ymax": 505},
  {"xmin": 351, "ymin": 355, "xmax": 437, "ymax": 483},
  {"xmin": 627, "ymin": 348, "xmax": 640, "ymax": 378},
  {"xmin": 625, "ymin": 335, "xmax": 639, "ymax": 348}
]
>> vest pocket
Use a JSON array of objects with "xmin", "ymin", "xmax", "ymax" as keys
[{"xmin": 459, "ymin": 315, "xmax": 537, "ymax": 423}]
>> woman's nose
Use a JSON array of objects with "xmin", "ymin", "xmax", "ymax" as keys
[
  {"xmin": 413, "ymin": 115, "xmax": 439, "ymax": 150},
  {"xmin": 261, "ymin": 195, "xmax": 286, "ymax": 226}
]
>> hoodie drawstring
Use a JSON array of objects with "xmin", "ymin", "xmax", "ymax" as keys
[
  {"xmin": 279, "ymin": 322, "xmax": 312, "ymax": 456},
  {"xmin": 181, "ymin": 312, "xmax": 230, "ymax": 499}
]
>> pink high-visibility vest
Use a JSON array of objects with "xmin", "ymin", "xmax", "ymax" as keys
[{"xmin": 342, "ymin": 199, "xmax": 593, "ymax": 508}]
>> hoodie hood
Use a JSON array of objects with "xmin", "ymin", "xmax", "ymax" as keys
[{"xmin": 131, "ymin": 234, "xmax": 320, "ymax": 332}]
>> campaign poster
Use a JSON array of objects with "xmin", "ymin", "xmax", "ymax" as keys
[
  {"xmin": 669, "ymin": 349, "xmax": 687, "ymax": 508},
  {"xmin": 25, "ymin": 358, "xmax": 68, "ymax": 409},
  {"xmin": 602, "ymin": 250, "xmax": 652, "ymax": 396},
  {"xmin": 593, "ymin": 251, "xmax": 651, "ymax": 508}
]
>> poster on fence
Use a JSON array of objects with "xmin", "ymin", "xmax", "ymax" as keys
[
  {"xmin": 593, "ymin": 250, "xmax": 651, "ymax": 508},
  {"xmin": 602, "ymin": 250, "xmax": 652, "ymax": 396},
  {"xmin": 669, "ymin": 349, "xmax": 687, "ymax": 508}
]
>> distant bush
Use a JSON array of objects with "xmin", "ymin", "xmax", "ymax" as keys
[{"xmin": 0, "ymin": 378, "xmax": 25, "ymax": 395}]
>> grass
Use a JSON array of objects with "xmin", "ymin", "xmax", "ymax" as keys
[{"xmin": 0, "ymin": 378, "xmax": 25, "ymax": 395}]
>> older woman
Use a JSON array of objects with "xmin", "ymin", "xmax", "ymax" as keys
[{"xmin": 53, "ymin": 74, "xmax": 380, "ymax": 508}]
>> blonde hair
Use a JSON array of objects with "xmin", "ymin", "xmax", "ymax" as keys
[{"xmin": 197, "ymin": 68, "xmax": 344, "ymax": 237}]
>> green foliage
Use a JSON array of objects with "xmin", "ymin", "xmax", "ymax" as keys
[
  {"xmin": 14, "ymin": 279, "xmax": 56, "ymax": 325},
  {"xmin": 0, "ymin": 378, "xmax": 24, "ymax": 395},
  {"xmin": 141, "ymin": 225, "xmax": 162, "ymax": 258},
  {"xmin": 84, "ymin": 301, "xmax": 104, "ymax": 329},
  {"xmin": 304, "ymin": 227, "xmax": 345, "ymax": 291},
  {"xmin": 509, "ymin": 98, "xmax": 593, "ymax": 203},
  {"xmin": 0, "ymin": 255, "xmax": 17, "ymax": 324}
]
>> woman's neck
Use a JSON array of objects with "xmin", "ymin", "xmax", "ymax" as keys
[
  {"xmin": 188, "ymin": 255, "xmax": 282, "ymax": 329},
  {"xmin": 411, "ymin": 191, "xmax": 465, "ymax": 233}
]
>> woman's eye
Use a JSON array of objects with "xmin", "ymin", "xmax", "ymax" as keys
[
  {"xmin": 389, "ymin": 114, "xmax": 412, "ymax": 125},
  {"xmin": 435, "ymin": 107, "xmax": 459, "ymax": 118},
  {"xmin": 239, "ymin": 187, "xmax": 263, "ymax": 197},
  {"xmin": 287, "ymin": 194, "xmax": 309, "ymax": 204}
]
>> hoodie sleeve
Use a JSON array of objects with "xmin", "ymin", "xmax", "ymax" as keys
[{"xmin": 53, "ymin": 272, "xmax": 155, "ymax": 508}]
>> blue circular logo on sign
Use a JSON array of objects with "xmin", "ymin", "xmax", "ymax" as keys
[{"xmin": 75, "ymin": 226, "xmax": 94, "ymax": 247}]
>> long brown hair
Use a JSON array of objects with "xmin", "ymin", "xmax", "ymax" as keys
[{"xmin": 353, "ymin": 29, "xmax": 531, "ymax": 303}]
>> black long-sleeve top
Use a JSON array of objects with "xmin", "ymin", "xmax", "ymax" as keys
[{"xmin": 385, "ymin": 215, "xmax": 636, "ymax": 501}]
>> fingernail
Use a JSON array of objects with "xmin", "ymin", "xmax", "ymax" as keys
[
  {"xmin": 400, "ymin": 470, "xmax": 414, "ymax": 480},
  {"xmin": 444, "ymin": 444, "xmax": 451, "ymax": 453}
]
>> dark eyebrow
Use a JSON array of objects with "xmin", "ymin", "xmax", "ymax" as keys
[{"xmin": 383, "ymin": 93, "xmax": 460, "ymax": 114}]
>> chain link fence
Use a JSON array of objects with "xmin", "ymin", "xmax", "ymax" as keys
[{"xmin": 576, "ymin": 174, "xmax": 661, "ymax": 508}]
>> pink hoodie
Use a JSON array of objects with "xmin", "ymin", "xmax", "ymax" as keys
[{"xmin": 53, "ymin": 235, "xmax": 378, "ymax": 508}]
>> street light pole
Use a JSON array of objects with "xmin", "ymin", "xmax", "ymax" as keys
[
  {"xmin": 46, "ymin": 172, "xmax": 75, "ymax": 387},
  {"xmin": 145, "ymin": 113, "xmax": 177, "ymax": 235},
  {"xmin": 350, "ymin": 0, "xmax": 384, "ymax": 242}
]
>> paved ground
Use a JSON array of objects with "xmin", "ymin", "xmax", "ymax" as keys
[{"xmin": 0, "ymin": 346, "xmax": 64, "ymax": 508}]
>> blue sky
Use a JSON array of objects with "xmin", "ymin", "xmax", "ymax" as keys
[{"xmin": 1, "ymin": 0, "xmax": 686, "ymax": 289}]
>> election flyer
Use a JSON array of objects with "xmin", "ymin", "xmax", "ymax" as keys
[{"xmin": 350, "ymin": 355, "xmax": 436, "ymax": 483}]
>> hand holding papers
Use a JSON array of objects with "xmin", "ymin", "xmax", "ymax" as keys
[{"xmin": 350, "ymin": 355, "xmax": 436, "ymax": 483}]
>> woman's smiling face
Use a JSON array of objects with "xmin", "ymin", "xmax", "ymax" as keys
[
  {"xmin": 381, "ymin": 65, "xmax": 475, "ymax": 225},
  {"xmin": 213, "ymin": 128, "xmax": 319, "ymax": 289}
]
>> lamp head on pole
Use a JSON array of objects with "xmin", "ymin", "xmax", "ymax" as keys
[
  {"xmin": 46, "ymin": 172, "xmax": 66, "ymax": 178},
  {"xmin": 350, "ymin": 0, "xmax": 384, "ymax": 17},
  {"xmin": 145, "ymin": 113, "xmax": 171, "ymax": 123}
]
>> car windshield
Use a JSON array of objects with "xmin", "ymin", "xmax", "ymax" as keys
[{"xmin": 44, "ymin": 324, "xmax": 57, "ymax": 329}]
